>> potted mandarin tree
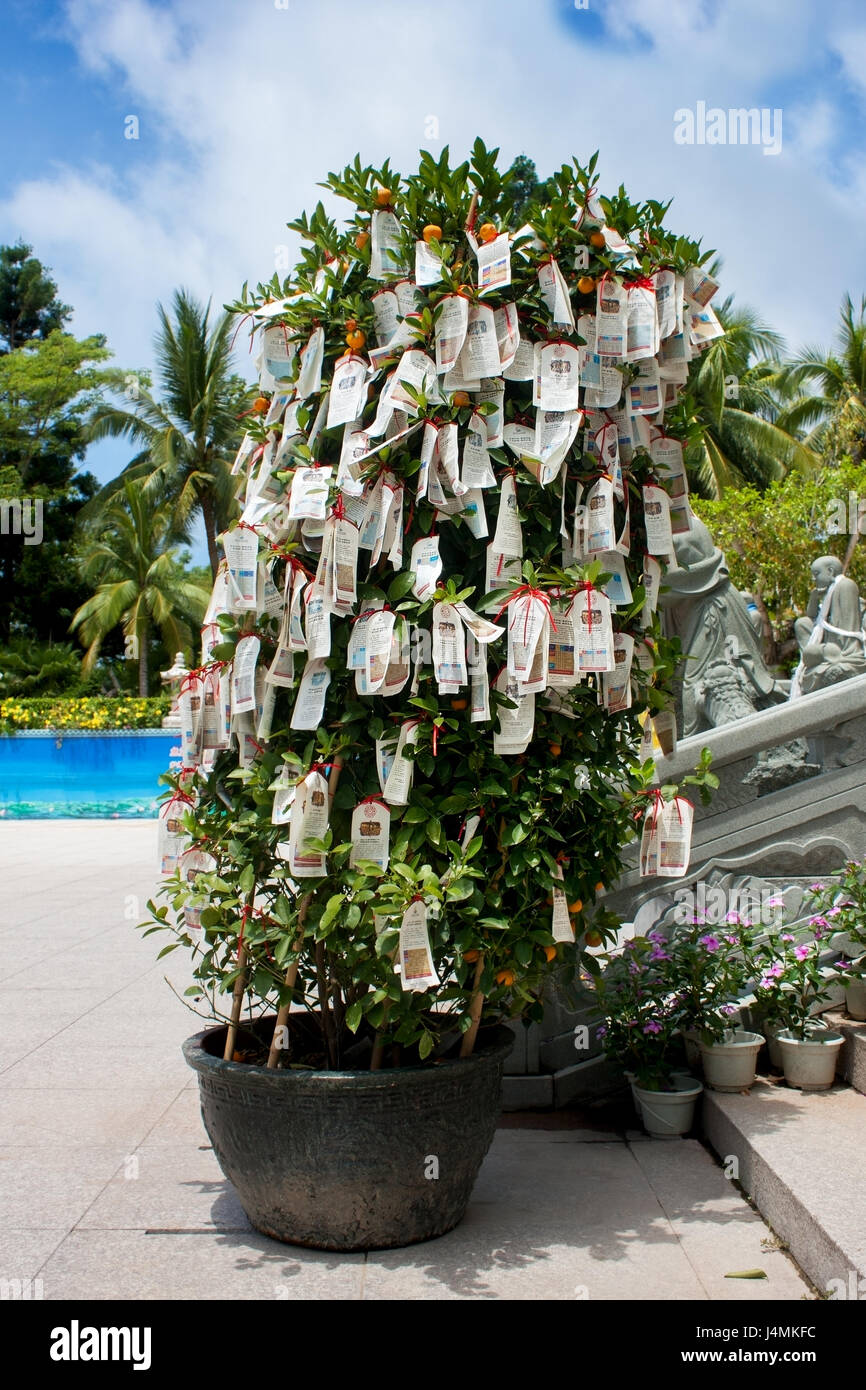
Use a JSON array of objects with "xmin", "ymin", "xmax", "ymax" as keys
[{"xmin": 146, "ymin": 142, "xmax": 719, "ymax": 1247}]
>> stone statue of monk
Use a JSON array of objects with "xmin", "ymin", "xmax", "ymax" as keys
[
  {"xmin": 791, "ymin": 556, "xmax": 866, "ymax": 697},
  {"xmin": 658, "ymin": 512, "xmax": 786, "ymax": 735}
]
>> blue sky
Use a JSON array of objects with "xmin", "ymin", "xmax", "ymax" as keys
[{"xmin": 2, "ymin": 0, "xmax": 865, "ymax": 521}]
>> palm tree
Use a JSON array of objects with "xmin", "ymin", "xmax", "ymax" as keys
[
  {"xmin": 681, "ymin": 298, "xmax": 818, "ymax": 497},
  {"xmin": 775, "ymin": 294, "xmax": 866, "ymax": 461},
  {"xmin": 70, "ymin": 481, "xmax": 210, "ymax": 694},
  {"xmin": 86, "ymin": 289, "xmax": 247, "ymax": 576}
]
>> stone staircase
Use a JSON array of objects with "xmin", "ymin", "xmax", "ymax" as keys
[{"xmin": 701, "ymin": 1034, "xmax": 866, "ymax": 1298}]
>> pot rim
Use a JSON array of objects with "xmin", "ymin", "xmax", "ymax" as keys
[
  {"xmin": 776, "ymin": 1027, "xmax": 844, "ymax": 1046},
  {"xmin": 633, "ymin": 1077, "xmax": 704, "ymax": 1099},
  {"xmin": 699, "ymin": 1030, "xmax": 763, "ymax": 1051},
  {"xmin": 183, "ymin": 1020, "xmax": 515, "ymax": 1087}
]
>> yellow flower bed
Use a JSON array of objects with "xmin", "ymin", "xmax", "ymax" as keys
[{"xmin": 0, "ymin": 696, "xmax": 170, "ymax": 732}]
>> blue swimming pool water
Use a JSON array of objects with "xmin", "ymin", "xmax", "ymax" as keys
[{"xmin": 0, "ymin": 731, "xmax": 180, "ymax": 818}]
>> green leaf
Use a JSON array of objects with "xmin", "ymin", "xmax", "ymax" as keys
[{"xmin": 346, "ymin": 1000, "xmax": 364, "ymax": 1034}]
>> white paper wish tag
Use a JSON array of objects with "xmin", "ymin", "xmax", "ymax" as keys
[
  {"xmin": 382, "ymin": 720, "xmax": 419, "ymax": 805},
  {"xmin": 271, "ymin": 766, "xmax": 296, "ymax": 825},
  {"xmin": 547, "ymin": 600, "xmax": 578, "ymax": 688},
  {"xmin": 551, "ymin": 863, "xmax": 575, "ymax": 943},
  {"xmin": 642, "ymin": 484, "xmax": 673, "ymax": 555},
  {"xmin": 415, "ymin": 237, "xmax": 443, "ymax": 286},
  {"xmin": 586, "ymin": 475, "xmax": 615, "ymax": 555},
  {"xmin": 289, "ymin": 465, "xmax": 332, "ymax": 522},
  {"xmin": 491, "ymin": 471, "xmax": 523, "ymax": 558},
  {"xmin": 538, "ymin": 258, "xmax": 575, "ymax": 330},
  {"xmin": 598, "ymin": 550, "xmax": 633, "ymax": 608},
  {"xmin": 640, "ymin": 795, "xmax": 693, "ymax": 878},
  {"xmin": 178, "ymin": 847, "xmax": 215, "ymax": 933},
  {"xmin": 178, "ymin": 675, "xmax": 202, "ymax": 768},
  {"xmin": 409, "ymin": 535, "xmax": 442, "ymax": 600},
  {"xmin": 461, "ymin": 413, "xmax": 497, "ymax": 489},
  {"xmin": 290, "ymin": 657, "xmax": 331, "ymax": 730},
  {"xmin": 468, "ymin": 632, "xmax": 490, "ymax": 722},
  {"xmin": 327, "ymin": 355, "xmax": 368, "ymax": 428},
  {"xmin": 433, "ymin": 602, "xmax": 468, "ymax": 690},
  {"xmin": 350, "ymin": 798, "xmax": 391, "ymax": 870},
  {"xmin": 576, "ymin": 587, "xmax": 615, "ymax": 673},
  {"xmin": 493, "ymin": 669, "xmax": 535, "ymax": 754},
  {"xmin": 476, "ymin": 232, "xmax": 511, "ymax": 293},
  {"xmin": 231, "ymin": 634, "xmax": 261, "ymax": 715},
  {"xmin": 534, "ymin": 342, "xmax": 580, "ymax": 412},
  {"xmin": 285, "ymin": 769, "xmax": 329, "ymax": 878},
  {"xmin": 596, "ymin": 279, "xmax": 627, "ymax": 361},
  {"xmin": 399, "ymin": 899, "xmax": 439, "ymax": 993},
  {"xmin": 158, "ymin": 796, "xmax": 190, "ymax": 874},
  {"xmin": 296, "ymin": 327, "xmax": 325, "ymax": 399},
  {"xmin": 369, "ymin": 209, "xmax": 404, "ymax": 282},
  {"xmin": 435, "ymin": 295, "xmax": 469, "ymax": 374},
  {"xmin": 458, "ymin": 304, "xmax": 501, "ymax": 378},
  {"xmin": 223, "ymin": 527, "xmax": 258, "ymax": 613},
  {"xmin": 601, "ymin": 632, "xmax": 634, "ymax": 712}
]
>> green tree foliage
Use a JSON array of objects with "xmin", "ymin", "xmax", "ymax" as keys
[
  {"xmin": 70, "ymin": 481, "xmax": 211, "ymax": 695},
  {"xmin": 0, "ymin": 243, "xmax": 71, "ymax": 353},
  {"xmin": 86, "ymin": 290, "xmax": 248, "ymax": 576},
  {"xmin": 694, "ymin": 457, "xmax": 866, "ymax": 667},
  {"xmin": 0, "ymin": 329, "xmax": 127, "ymax": 644},
  {"xmin": 777, "ymin": 293, "xmax": 866, "ymax": 461}
]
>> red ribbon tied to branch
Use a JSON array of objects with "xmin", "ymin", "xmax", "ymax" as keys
[{"xmin": 493, "ymin": 584, "xmax": 558, "ymax": 639}]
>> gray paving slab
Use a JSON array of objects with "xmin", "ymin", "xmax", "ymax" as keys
[{"xmin": 0, "ymin": 822, "xmax": 817, "ymax": 1301}]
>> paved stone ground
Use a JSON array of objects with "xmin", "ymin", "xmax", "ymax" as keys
[{"xmin": 0, "ymin": 822, "xmax": 811, "ymax": 1301}]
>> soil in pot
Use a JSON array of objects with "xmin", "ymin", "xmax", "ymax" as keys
[
  {"xmin": 777, "ymin": 1028, "xmax": 844, "ymax": 1092},
  {"xmin": 699, "ymin": 1030, "xmax": 763, "ymax": 1093},
  {"xmin": 184, "ymin": 1014, "xmax": 514, "ymax": 1251}
]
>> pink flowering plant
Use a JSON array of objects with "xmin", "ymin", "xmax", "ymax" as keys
[
  {"xmin": 592, "ymin": 937, "xmax": 685, "ymax": 1091},
  {"xmin": 654, "ymin": 913, "xmax": 758, "ymax": 1044},
  {"xmin": 805, "ymin": 863, "xmax": 866, "ymax": 984},
  {"xmin": 751, "ymin": 918, "xmax": 836, "ymax": 1040}
]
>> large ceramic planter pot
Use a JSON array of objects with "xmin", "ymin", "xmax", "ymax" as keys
[
  {"xmin": 183, "ymin": 1020, "xmax": 514, "ymax": 1251},
  {"xmin": 777, "ymin": 1028, "xmax": 844, "ymax": 1092},
  {"xmin": 845, "ymin": 978, "xmax": 866, "ymax": 1021},
  {"xmin": 699, "ymin": 1030, "xmax": 763, "ymax": 1093},
  {"xmin": 632, "ymin": 1076, "xmax": 703, "ymax": 1138}
]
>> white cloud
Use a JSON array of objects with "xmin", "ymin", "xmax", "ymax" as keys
[{"xmin": 0, "ymin": 0, "xmax": 863, "ymax": 384}]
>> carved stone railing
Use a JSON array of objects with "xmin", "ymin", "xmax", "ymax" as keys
[{"xmin": 503, "ymin": 674, "xmax": 866, "ymax": 1109}]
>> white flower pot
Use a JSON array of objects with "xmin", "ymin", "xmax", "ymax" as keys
[
  {"xmin": 845, "ymin": 978, "xmax": 866, "ymax": 1021},
  {"xmin": 763, "ymin": 1024, "xmax": 783, "ymax": 1070},
  {"xmin": 699, "ymin": 1030, "xmax": 763, "ymax": 1093},
  {"xmin": 777, "ymin": 1029, "xmax": 844, "ymax": 1092},
  {"xmin": 633, "ymin": 1076, "xmax": 703, "ymax": 1138}
]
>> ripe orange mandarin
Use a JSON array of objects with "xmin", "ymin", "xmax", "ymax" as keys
[{"xmin": 423, "ymin": 224, "xmax": 442, "ymax": 243}]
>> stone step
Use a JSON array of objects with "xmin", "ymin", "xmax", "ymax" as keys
[
  {"xmin": 828, "ymin": 1011, "xmax": 866, "ymax": 1095},
  {"xmin": 702, "ymin": 1079, "xmax": 866, "ymax": 1297}
]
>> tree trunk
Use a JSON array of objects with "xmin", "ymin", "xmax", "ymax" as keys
[
  {"xmin": 201, "ymin": 492, "xmax": 220, "ymax": 579},
  {"xmin": 138, "ymin": 624, "xmax": 149, "ymax": 696}
]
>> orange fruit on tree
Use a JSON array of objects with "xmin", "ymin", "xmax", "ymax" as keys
[
  {"xmin": 568, "ymin": 899, "xmax": 583, "ymax": 914},
  {"xmin": 589, "ymin": 230, "xmax": 606, "ymax": 248},
  {"xmin": 544, "ymin": 945, "xmax": 557, "ymax": 963},
  {"xmin": 595, "ymin": 882, "xmax": 605, "ymax": 894},
  {"xmin": 463, "ymin": 948, "xmax": 480, "ymax": 963},
  {"xmin": 251, "ymin": 395, "xmax": 269, "ymax": 414},
  {"xmin": 345, "ymin": 317, "xmax": 358, "ymax": 332},
  {"xmin": 423, "ymin": 224, "xmax": 442, "ymax": 243},
  {"xmin": 376, "ymin": 186, "xmax": 392, "ymax": 206},
  {"xmin": 478, "ymin": 222, "xmax": 498, "ymax": 243},
  {"xmin": 495, "ymin": 968, "xmax": 516, "ymax": 987},
  {"xmin": 577, "ymin": 275, "xmax": 596, "ymax": 294},
  {"xmin": 354, "ymin": 230, "xmax": 370, "ymax": 250},
  {"xmin": 345, "ymin": 329, "xmax": 366, "ymax": 351},
  {"xmin": 450, "ymin": 697, "xmax": 468, "ymax": 710},
  {"xmin": 452, "ymin": 390, "xmax": 471, "ymax": 407},
  {"xmin": 584, "ymin": 930, "xmax": 603, "ymax": 947},
  {"xmin": 549, "ymin": 742, "xmax": 562, "ymax": 756}
]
